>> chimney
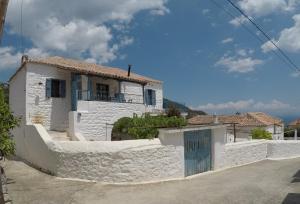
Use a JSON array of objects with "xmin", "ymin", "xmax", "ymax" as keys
[
  {"xmin": 213, "ymin": 113, "xmax": 219, "ymax": 124},
  {"xmin": 127, "ymin": 64, "xmax": 132, "ymax": 77},
  {"xmin": 21, "ymin": 55, "xmax": 29, "ymax": 64}
]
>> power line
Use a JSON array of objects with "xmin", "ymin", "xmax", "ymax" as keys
[
  {"xmin": 209, "ymin": 0, "xmax": 299, "ymax": 73},
  {"xmin": 224, "ymin": 0, "xmax": 300, "ymax": 73}
]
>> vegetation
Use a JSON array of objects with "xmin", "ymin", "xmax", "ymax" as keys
[
  {"xmin": 166, "ymin": 104, "xmax": 181, "ymax": 117},
  {"xmin": 0, "ymin": 82, "xmax": 9, "ymax": 103},
  {"xmin": 251, "ymin": 128, "xmax": 272, "ymax": 140},
  {"xmin": 163, "ymin": 98, "xmax": 206, "ymax": 119},
  {"xmin": 0, "ymin": 86, "xmax": 19, "ymax": 156},
  {"xmin": 112, "ymin": 114, "xmax": 187, "ymax": 140}
]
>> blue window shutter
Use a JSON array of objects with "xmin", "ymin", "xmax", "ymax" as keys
[
  {"xmin": 46, "ymin": 79, "xmax": 52, "ymax": 97},
  {"xmin": 145, "ymin": 89, "xmax": 149, "ymax": 105},
  {"xmin": 60, "ymin": 80, "xmax": 66, "ymax": 97},
  {"xmin": 151, "ymin": 90, "xmax": 156, "ymax": 106}
]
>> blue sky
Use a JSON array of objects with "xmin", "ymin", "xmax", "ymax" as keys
[{"xmin": 1, "ymin": 0, "xmax": 300, "ymax": 118}]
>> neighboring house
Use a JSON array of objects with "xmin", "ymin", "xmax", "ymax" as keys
[
  {"xmin": 9, "ymin": 56, "xmax": 163, "ymax": 141},
  {"xmin": 188, "ymin": 112, "xmax": 284, "ymax": 142},
  {"xmin": 288, "ymin": 119, "xmax": 300, "ymax": 129}
]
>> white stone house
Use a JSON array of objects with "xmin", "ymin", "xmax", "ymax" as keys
[
  {"xmin": 188, "ymin": 112, "xmax": 284, "ymax": 142},
  {"xmin": 9, "ymin": 56, "xmax": 163, "ymax": 141}
]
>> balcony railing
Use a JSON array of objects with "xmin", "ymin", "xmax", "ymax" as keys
[{"xmin": 77, "ymin": 90, "xmax": 144, "ymax": 104}]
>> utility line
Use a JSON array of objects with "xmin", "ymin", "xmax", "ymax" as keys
[
  {"xmin": 209, "ymin": 0, "xmax": 299, "ymax": 73},
  {"xmin": 224, "ymin": 0, "xmax": 300, "ymax": 73}
]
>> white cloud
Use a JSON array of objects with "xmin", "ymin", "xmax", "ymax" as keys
[
  {"xmin": 229, "ymin": 15, "xmax": 248, "ymax": 27},
  {"xmin": 5, "ymin": 0, "xmax": 169, "ymax": 64},
  {"xmin": 262, "ymin": 14, "xmax": 300, "ymax": 53},
  {"xmin": 237, "ymin": 0, "xmax": 299, "ymax": 17},
  {"xmin": 261, "ymin": 40, "xmax": 277, "ymax": 53},
  {"xmin": 193, "ymin": 99, "xmax": 296, "ymax": 115},
  {"xmin": 202, "ymin": 9, "xmax": 210, "ymax": 15},
  {"xmin": 0, "ymin": 47, "xmax": 48, "ymax": 71},
  {"xmin": 221, "ymin": 38, "xmax": 234, "ymax": 44},
  {"xmin": 216, "ymin": 55, "xmax": 263, "ymax": 73}
]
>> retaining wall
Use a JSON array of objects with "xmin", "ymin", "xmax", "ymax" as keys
[{"xmin": 13, "ymin": 124, "xmax": 300, "ymax": 183}]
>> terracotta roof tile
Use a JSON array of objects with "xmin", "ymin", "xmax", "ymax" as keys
[
  {"xmin": 188, "ymin": 112, "xmax": 282, "ymax": 127},
  {"xmin": 288, "ymin": 119, "xmax": 300, "ymax": 127},
  {"xmin": 26, "ymin": 56, "xmax": 161, "ymax": 84}
]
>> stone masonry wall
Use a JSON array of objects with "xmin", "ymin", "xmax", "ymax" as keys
[
  {"xmin": 26, "ymin": 63, "xmax": 71, "ymax": 131},
  {"xmin": 55, "ymin": 139, "xmax": 184, "ymax": 183},
  {"xmin": 225, "ymin": 140, "xmax": 268, "ymax": 167},
  {"xmin": 77, "ymin": 101, "xmax": 146, "ymax": 141}
]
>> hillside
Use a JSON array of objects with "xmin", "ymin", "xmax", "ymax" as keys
[{"xmin": 163, "ymin": 98, "xmax": 206, "ymax": 118}]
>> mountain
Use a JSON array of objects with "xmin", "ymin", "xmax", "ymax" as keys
[{"xmin": 163, "ymin": 98, "xmax": 206, "ymax": 118}]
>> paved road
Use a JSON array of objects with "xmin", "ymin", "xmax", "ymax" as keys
[{"xmin": 3, "ymin": 158, "xmax": 300, "ymax": 204}]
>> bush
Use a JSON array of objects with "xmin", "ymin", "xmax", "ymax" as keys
[
  {"xmin": 0, "ymin": 87, "xmax": 20, "ymax": 156},
  {"xmin": 251, "ymin": 128, "xmax": 272, "ymax": 140},
  {"xmin": 112, "ymin": 114, "xmax": 187, "ymax": 140},
  {"xmin": 166, "ymin": 105, "xmax": 181, "ymax": 117}
]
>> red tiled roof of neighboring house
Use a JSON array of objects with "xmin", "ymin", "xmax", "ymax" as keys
[
  {"xmin": 9, "ymin": 56, "xmax": 162, "ymax": 84},
  {"xmin": 188, "ymin": 112, "xmax": 283, "ymax": 127},
  {"xmin": 288, "ymin": 118, "xmax": 300, "ymax": 127},
  {"xmin": 246, "ymin": 112, "xmax": 282, "ymax": 126}
]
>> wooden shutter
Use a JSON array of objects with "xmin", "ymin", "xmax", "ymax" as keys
[
  {"xmin": 46, "ymin": 79, "xmax": 52, "ymax": 97},
  {"xmin": 151, "ymin": 90, "xmax": 156, "ymax": 106},
  {"xmin": 60, "ymin": 80, "xmax": 66, "ymax": 97},
  {"xmin": 145, "ymin": 89, "xmax": 150, "ymax": 105}
]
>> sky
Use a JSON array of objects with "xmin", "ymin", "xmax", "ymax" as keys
[{"xmin": 1, "ymin": 0, "xmax": 300, "ymax": 119}]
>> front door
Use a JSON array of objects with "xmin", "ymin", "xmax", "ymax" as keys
[{"xmin": 184, "ymin": 129, "xmax": 212, "ymax": 176}]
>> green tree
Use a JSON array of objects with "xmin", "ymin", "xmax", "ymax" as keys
[
  {"xmin": 251, "ymin": 128, "xmax": 272, "ymax": 140},
  {"xmin": 112, "ymin": 114, "xmax": 187, "ymax": 140},
  {"xmin": 0, "ymin": 87, "xmax": 19, "ymax": 156},
  {"xmin": 166, "ymin": 104, "xmax": 181, "ymax": 117}
]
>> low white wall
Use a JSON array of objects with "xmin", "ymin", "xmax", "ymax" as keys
[
  {"xmin": 225, "ymin": 140, "xmax": 268, "ymax": 167},
  {"xmin": 76, "ymin": 100, "xmax": 146, "ymax": 141},
  {"xmin": 267, "ymin": 140, "xmax": 300, "ymax": 159},
  {"xmin": 55, "ymin": 139, "xmax": 184, "ymax": 183},
  {"xmin": 13, "ymin": 124, "xmax": 59, "ymax": 173},
  {"xmin": 13, "ymin": 124, "xmax": 300, "ymax": 184}
]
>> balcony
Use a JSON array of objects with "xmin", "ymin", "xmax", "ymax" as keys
[{"xmin": 77, "ymin": 90, "xmax": 144, "ymax": 104}]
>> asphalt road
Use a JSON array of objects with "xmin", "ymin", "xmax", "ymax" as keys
[{"xmin": 3, "ymin": 158, "xmax": 300, "ymax": 204}]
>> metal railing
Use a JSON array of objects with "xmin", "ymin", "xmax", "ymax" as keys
[{"xmin": 77, "ymin": 90, "xmax": 144, "ymax": 104}]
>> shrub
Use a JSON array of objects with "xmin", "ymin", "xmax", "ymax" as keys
[
  {"xmin": 166, "ymin": 105, "xmax": 181, "ymax": 117},
  {"xmin": 251, "ymin": 128, "xmax": 272, "ymax": 140},
  {"xmin": 112, "ymin": 114, "xmax": 187, "ymax": 140},
  {"xmin": 0, "ymin": 87, "xmax": 20, "ymax": 156}
]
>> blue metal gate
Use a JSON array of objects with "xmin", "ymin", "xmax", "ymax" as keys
[{"xmin": 184, "ymin": 129, "xmax": 212, "ymax": 176}]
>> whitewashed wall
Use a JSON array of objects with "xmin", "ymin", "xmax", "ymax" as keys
[
  {"xmin": 145, "ymin": 82, "xmax": 163, "ymax": 112},
  {"xmin": 225, "ymin": 140, "xmax": 268, "ymax": 167},
  {"xmin": 267, "ymin": 140, "xmax": 300, "ymax": 159},
  {"xmin": 76, "ymin": 100, "xmax": 146, "ymax": 141},
  {"xmin": 56, "ymin": 139, "xmax": 184, "ymax": 183},
  {"xmin": 26, "ymin": 63, "xmax": 71, "ymax": 131}
]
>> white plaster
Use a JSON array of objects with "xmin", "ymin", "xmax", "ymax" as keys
[
  {"xmin": 26, "ymin": 63, "xmax": 71, "ymax": 131},
  {"xmin": 267, "ymin": 140, "xmax": 300, "ymax": 159},
  {"xmin": 76, "ymin": 101, "xmax": 146, "ymax": 141},
  {"xmin": 225, "ymin": 140, "xmax": 268, "ymax": 167}
]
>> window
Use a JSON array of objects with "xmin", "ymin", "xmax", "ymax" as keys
[
  {"xmin": 46, "ymin": 79, "xmax": 66, "ymax": 98},
  {"xmin": 96, "ymin": 83, "xmax": 109, "ymax": 101},
  {"xmin": 145, "ymin": 89, "xmax": 156, "ymax": 105}
]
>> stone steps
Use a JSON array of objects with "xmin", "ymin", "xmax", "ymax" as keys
[{"xmin": 48, "ymin": 131, "xmax": 71, "ymax": 141}]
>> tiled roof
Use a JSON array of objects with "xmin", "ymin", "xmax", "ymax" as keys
[
  {"xmin": 246, "ymin": 112, "xmax": 282, "ymax": 126},
  {"xmin": 11, "ymin": 56, "xmax": 162, "ymax": 84},
  {"xmin": 288, "ymin": 119, "xmax": 300, "ymax": 127},
  {"xmin": 188, "ymin": 112, "xmax": 282, "ymax": 127}
]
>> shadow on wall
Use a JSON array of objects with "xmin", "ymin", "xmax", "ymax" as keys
[
  {"xmin": 282, "ymin": 193, "xmax": 300, "ymax": 204},
  {"xmin": 291, "ymin": 170, "xmax": 300, "ymax": 183},
  {"xmin": 50, "ymin": 98, "xmax": 70, "ymax": 132}
]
